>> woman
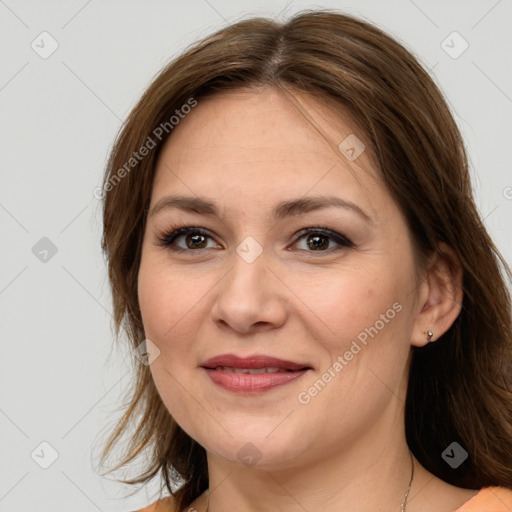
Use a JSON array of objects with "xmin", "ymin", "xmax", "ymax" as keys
[{"xmin": 98, "ymin": 9, "xmax": 512, "ymax": 512}]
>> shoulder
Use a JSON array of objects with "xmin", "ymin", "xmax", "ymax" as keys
[
  {"xmin": 456, "ymin": 486, "xmax": 512, "ymax": 511},
  {"xmin": 133, "ymin": 490, "xmax": 208, "ymax": 512},
  {"xmin": 133, "ymin": 495, "xmax": 176, "ymax": 512}
]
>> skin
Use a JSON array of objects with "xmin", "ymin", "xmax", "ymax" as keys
[{"xmin": 137, "ymin": 87, "xmax": 477, "ymax": 512}]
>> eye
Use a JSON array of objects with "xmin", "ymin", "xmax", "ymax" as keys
[
  {"xmin": 291, "ymin": 227, "xmax": 354, "ymax": 253},
  {"xmin": 156, "ymin": 226, "xmax": 221, "ymax": 252},
  {"xmin": 156, "ymin": 225, "xmax": 354, "ymax": 254}
]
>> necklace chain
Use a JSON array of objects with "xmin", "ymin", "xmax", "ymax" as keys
[{"xmin": 205, "ymin": 452, "xmax": 414, "ymax": 512}]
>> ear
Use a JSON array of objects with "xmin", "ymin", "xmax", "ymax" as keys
[{"xmin": 411, "ymin": 242, "xmax": 464, "ymax": 347}]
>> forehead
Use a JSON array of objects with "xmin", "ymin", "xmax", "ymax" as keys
[{"xmin": 151, "ymin": 88, "xmax": 387, "ymax": 220}]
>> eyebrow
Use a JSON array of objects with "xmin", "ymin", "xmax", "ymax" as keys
[{"xmin": 148, "ymin": 194, "xmax": 372, "ymax": 223}]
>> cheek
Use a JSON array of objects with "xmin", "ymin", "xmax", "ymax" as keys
[
  {"xmin": 137, "ymin": 261, "xmax": 208, "ymax": 438},
  {"xmin": 137, "ymin": 256, "xmax": 211, "ymax": 350},
  {"xmin": 294, "ymin": 269, "xmax": 410, "ymax": 423},
  {"xmin": 293, "ymin": 262, "xmax": 412, "ymax": 399},
  {"xmin": 291, "ymin": 264, "xmax": 400, "ymax": 339}
]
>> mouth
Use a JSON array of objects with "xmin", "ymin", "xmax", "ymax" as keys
[
  {"xmin": 200, "ymin": 354, "xmax": 312, "ymax": 394},
  {"xmin": 200, "ymin": 353, "xmax": 311, "ymax": 370}
]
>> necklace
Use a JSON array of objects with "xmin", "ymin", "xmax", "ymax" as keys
[{"xmin": 204, "ymin": 452, "xmax": 415, "ymax": 511}]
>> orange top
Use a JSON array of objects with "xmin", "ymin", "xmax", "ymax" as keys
[
  {"xmin": 136, "ymin": 496, "xmax": 173, "ymax": 512},
  {"xmin": 455, "ymin": 486, "xmax": 512, "ymax": 511},
  {"xmin": 136, "ymin": 486, "xmax": 512, "ymax": 512}
]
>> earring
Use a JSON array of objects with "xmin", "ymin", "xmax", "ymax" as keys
[{"xmin": 426, "ymin": 330, "xmax": 434, "ymax": 342}]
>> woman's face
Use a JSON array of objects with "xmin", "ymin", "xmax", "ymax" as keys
[{"xmin": 138, "ymin": 87, "xmax": 423, "ymax": 470}]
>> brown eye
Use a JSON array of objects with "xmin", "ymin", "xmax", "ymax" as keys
[
  {"xmin": 186, "ymin": 233, "xmax": 208, "ymax": 249},
  {"xmin": 292, "ymin": 227, "xmax": 354, "ymax": 253},
  {"xmin": 158, "ymin": 227, "xmax": 221, "ymax": 252},
  {"xmin": 306, "ymin": 233, "xmax": 330, "ymax": 251}
]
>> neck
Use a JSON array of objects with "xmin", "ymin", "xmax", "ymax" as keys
[{"xmin": 203, "ymin": 426, "xmax": 416, "ymax": 512}]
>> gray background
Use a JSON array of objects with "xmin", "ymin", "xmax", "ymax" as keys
[{"xmin": 1, "ymin": 1, "xmax": 511, "ymax": 511}]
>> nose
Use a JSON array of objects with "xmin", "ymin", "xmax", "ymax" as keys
[{"xmin": 210, "ymin": 248, "xmax": 288, "ymax": 334}]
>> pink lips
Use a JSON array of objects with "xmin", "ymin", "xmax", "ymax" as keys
[{"xmin": 200, "ymin": 354, "xmax": 311, "ymax": 394}]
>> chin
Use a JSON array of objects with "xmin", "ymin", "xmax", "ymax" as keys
[{"xmin": 194, "ymin": 425, "xmax": 313, "ymax": 470}]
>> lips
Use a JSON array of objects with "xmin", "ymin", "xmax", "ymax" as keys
[{"xmin": 200, "ymin": 354, "xmax": 312, "ymax": 394}]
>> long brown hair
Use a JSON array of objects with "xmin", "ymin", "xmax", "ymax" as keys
[{"xmin": 98, "ymin": 9, "xmax": 512, "ymax": 510}]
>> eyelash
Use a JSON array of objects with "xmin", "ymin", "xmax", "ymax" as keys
[{"xmin": 156, "ymin": 224, "xmax": 354, "ymax": 254}]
